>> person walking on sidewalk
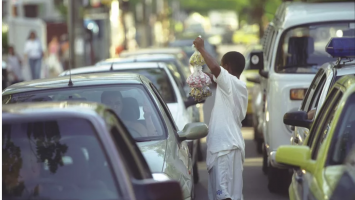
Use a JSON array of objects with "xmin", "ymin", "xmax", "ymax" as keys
[
  {"xmin": 7, "ymin": 46, "xmax": 24, "ymax": 84},
  {"xmin": 193, "ymin": 37, "xmax": 247, "ymax": 200},
  {"xmin": 24, "ymin": 31, "xmax": 44, "ymax": 80}
]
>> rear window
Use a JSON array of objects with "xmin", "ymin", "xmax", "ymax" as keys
[
  {"xmin": 2, "ymin": 118, "xmax": 121, "ymax": 200},
  {"xmin": 3, "ymin": 85, "xmax": 166, "ymax": 141},
  {"xmin": 115, "ymin": 68, "xmax": 176, "ymax": 103}
]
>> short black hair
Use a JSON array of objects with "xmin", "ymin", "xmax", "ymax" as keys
[
  {"xmin": 101, "ymin": 91, "xmax": 122, "ymax": 102},
  {"xmin": 221, "ymin": 51, "xmax": 245, "ymax": 76}
]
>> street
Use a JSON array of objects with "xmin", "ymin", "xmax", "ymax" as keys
[
  {"xmin": 196, "ymin": 45, "xmax": 288, "ymax": 199},
  {"xmin": 195, "ymin": 129, "xmax": 288, "ymax": 200}
]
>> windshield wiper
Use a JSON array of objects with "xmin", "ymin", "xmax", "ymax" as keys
[
  {"xmin": 278, "ymin": 63, "xmax": 318, "ymax": 70},
  {"xmin": 135, "ymin": 138, "xmax": 153, "ymax": 142}
]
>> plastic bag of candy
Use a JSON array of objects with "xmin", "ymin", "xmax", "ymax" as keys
[{"xmin": 186, "ymin": 36, "xmax": 212, "ymax": 102}]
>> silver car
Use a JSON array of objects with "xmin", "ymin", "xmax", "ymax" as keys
[
  {"xmin": 2, "ymin": 101, "xmax": 184, "ymax": 200},
  {"xmin": 2, "ymin": 73, "xmax": 208, "ymax": 200}
]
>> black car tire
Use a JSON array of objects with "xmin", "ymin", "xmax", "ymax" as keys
[
  {"xmin": 193, "ymin": 161, "xmax": 199, "ymax": 184},
  {"xmin": 197, "ymin": 139, "xmax": 204, "ymax": 162},
  {"xmin": 262, "ymin": 144, "xmax": 268, "ymax": 175},
  {"xmin": 267, "ymin": 165, "xmax": 291, "ymax": 194},
  {"xmin": 257, "ymin": 139, "xmax": 263, "ymax": 154}
]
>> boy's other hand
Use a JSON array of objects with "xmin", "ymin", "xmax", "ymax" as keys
[{"xmin": 193, "ymin": 37, "xmax": 204, "ymax": 51}]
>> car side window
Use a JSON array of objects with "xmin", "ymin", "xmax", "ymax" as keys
[
  {"xmin": 308, "ymin": 74, "xmax": 327, "ymax": 113},
  {"xmin": 301, "ymin": 69, "xmax": 324, "ymax": 110},
  {"xmin": 311, "ymin": 91, "xmax": 343, "ymax": 160},
  {"xmin": 150, "ymin": 83, "xmax": 179, "ymax": 131},
  {"xmin": 307, "ymin": 88, "xmax": 338, "ymax": 147},
  {"xmin": 168, "ymin": 68, "xmax": 188, "ymax": 100},
  {"xmin": 328, "ymin": 93, "xmax": 355, "ymax": 165}
]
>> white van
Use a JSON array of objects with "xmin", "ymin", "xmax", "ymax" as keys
[{"xmin": 248, "ymin": 2, "xmax": 355, "ymax": 193}]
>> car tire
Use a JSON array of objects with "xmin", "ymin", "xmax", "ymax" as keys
[
  {"xmin": 257, "ymin": 139, "xmax": 263, "ymax": 154},
  {"xmin": 267, "ymin": 165, "xmax": 291, "ymax": 194},
  {"xmin": 262, "ymin": 144, "xmax": 268, "ymax": 175},
  {"xmin": 193, "ymin": 161, "xmax": 199, "ymax": 184},
  {"xmin": 197, "ymin": 140, "xmax": 204, "ymax": 162}
]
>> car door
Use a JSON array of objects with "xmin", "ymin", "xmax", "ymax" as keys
[
  {"xmin": 293, "ymin": 69, "xmax": 327, "ymax": 145},
  {"xmin": 291, "ymin": 88, "xmax": 342, "ymax": 200},
  {"xmin": 147, "ymin": 82, "xmax": 193, "ymax": 199}
]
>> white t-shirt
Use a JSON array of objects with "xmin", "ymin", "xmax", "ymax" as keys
[
  {"xmin": 24, "ymin": 40, "xmax": 42, "ymax": 59},
  {"xmin": 206, "ymin": 67, "xmax": 248, "ymax": 170},
  {"xmin": 7, "ymin": 55, "xmax": 23, "ymax": 80}
]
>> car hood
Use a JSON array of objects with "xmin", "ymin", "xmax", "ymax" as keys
[{"xmin": 137, "ymin": 140, "xmax": 167, "ymax": 173}]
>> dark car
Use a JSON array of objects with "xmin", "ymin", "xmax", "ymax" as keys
[{"xmin": 2, "ymin": 101, "xmax": 183, "ymax": 200}]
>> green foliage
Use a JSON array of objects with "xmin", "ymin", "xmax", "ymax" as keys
[
  {"xmin": 2, "ymin": 31, "xmax": 8, "ymax": 54},
  {"xmin": 180, "ymin": 0, "xmax": 249, "ymax": 14}
]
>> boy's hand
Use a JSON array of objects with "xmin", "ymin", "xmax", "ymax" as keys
[{"xmin": 193, "ymin": 37, "xmax": 205, "ymax": 51}]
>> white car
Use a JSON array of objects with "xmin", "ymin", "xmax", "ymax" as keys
[
  {"xmin": 249, "ymin": 1, "xmax": 355, "ymax": 193},
  {"xmin": 286, "ymin": 58, "xmax": 355, "ymax": 146},
  {"xmin": 59, "ymin": 62, "xmax": 203, "ymax": 183}
]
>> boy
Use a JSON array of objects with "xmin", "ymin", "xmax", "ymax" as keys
[{"xmin": 193, "ymin": 37, "xmax": 247, "ymax": 200}]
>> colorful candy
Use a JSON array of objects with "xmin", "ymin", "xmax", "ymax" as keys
[{"xmin": 186, "ymin": 38, "xmax": 213, "ymax": 101}]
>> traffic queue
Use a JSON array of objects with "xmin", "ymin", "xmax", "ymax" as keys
[{"xmin": 2, "ymin": 1, "xmax": 355, "ymax": 200}]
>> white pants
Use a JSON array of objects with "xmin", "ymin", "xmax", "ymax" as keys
[{"xmin": 208, "ymin": 149, "xmax": 243, "ymax": 200}]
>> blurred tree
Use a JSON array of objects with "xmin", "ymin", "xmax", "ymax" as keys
[{"xmin": 2, "ymin": 31, "xmax": 8, "ymax": 54}]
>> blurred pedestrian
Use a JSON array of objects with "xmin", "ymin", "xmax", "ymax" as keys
[
  {"xmin": 47, "ymin": 36, "xmax": 63, "ymax": 77},
  {"xmin": 60, "ymin": 34, "xmax": 70, "ymax": 71},
  {"xmin": 7, "ymin": 46, "xmax": 24, "ymax": 84},
  {"xmin": 193, "ymin": 37, "xmax": 247, "ymax": 200},
  {"xmin": 24, "ymin": 31, "xmax": 43, "ymax": 80}
]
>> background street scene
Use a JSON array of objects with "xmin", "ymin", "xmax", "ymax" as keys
[{"xmin": 2, "ymin": 0, "xmax": 355, "ymax": 200}]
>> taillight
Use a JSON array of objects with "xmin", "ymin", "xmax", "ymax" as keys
[{"xmin": 290, "ymin": 89, "xmax": 307, "ymax": 100}]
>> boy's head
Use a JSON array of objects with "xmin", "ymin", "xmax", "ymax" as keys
[{"xmin": 221, "ymin": 51, "xmax": 245, "ymax": 78}]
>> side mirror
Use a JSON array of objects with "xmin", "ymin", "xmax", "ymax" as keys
[
  {"xmin": 246, "ymin": 76, "xmax": 261, "ymax": 84},
  {"xmin": 283, "ymin": 111, "xmax": 312, "ymax": 129},
  {"xmin": 275, "ymin": 145, "xmax": 316, "ymax": 173},
  {"xmin": 249, "ymin": 51, "xmax": 268, "ymax": 79},
  {"xmin": 133, "ymin": 179, "xmax": 183, "ymax": 200},
  {"xmin": 249, "ymin": 51, "xmax": 264, "ymax": 69},
  {"xmin": 184, "ymin": 96, "xmax": 205, "ymax": 108},
  {"xmin": 178, "ymin": 122, "xmax": 208, "ymax": 141}
]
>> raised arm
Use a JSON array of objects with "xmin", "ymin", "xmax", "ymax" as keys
[{"xmin": 193, "ymin": 37, "xmax": 221, "ymax": 78}]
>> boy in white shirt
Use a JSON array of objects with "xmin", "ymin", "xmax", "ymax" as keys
[{"xmin": 193, "ymin": 37, "xmax": 248, "ymax": 200}]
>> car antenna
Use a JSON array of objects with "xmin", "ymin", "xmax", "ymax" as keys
[
  {"xmin": 68, "ymin": 59, "xmax": 73, "ymax": 87},
  {"xmin": 110, "ymin": 63, "xmax": 113, "ymax": 71}
]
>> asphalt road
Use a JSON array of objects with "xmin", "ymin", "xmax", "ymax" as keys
[{"xmin": 196, "ymin": 44, "xmax": 288, "ymax": 200}]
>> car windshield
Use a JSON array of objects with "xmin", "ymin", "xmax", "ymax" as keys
[
  {"xmin": 112, "ymin": 69, "xmax": 176, "ymax": 103},
  {"xmin": 3, "ymin": 85, "xmax": 166, "ymax": 140},
  {"xmin": 276, "ymin": 22, "xmax": 355, "ymax": 74},
  {"xmin": 330, "ymin": 93, "xmax": 355, "ymax": 165},
  {"xmin": 2, "ymin": 118, "xmax": 121, "ymax": 200}
]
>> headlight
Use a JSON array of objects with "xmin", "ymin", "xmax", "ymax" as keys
[
  {"xmin": 152, "ymin": 173, "xmax": 170, "ymax": 181},
  {"xmin": 290, "ymin": 89, "xmax": 307, "ymax": 100}
]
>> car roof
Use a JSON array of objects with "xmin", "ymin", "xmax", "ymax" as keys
[
  {"xmin": 3, "ymin": 73, "xmax": 146, "ymax": 95},
  {"xmin": 3, "ymin": 101, "xmax": 106, "ymax": 120},
  {"xmin": 335, "ymin": 74, "xmax": 355, "ymax": 89},
  {"xmin": 60, "ymin": 62, "xmax": 167, "ymax": 77},
  {"xmin": 273, "ymin": 2, "xmax": 355, "ymax": 29},
  {"xmin": 321, "ymin": 60, "xmax": 355, "ymax": 77},
  {"xmin": 120, "ymin": 47, "xmax": 184, "ymax": 57},
  {"xmin": 99, "ymin": 54, "xmax": 176, "ymax": 64}
]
